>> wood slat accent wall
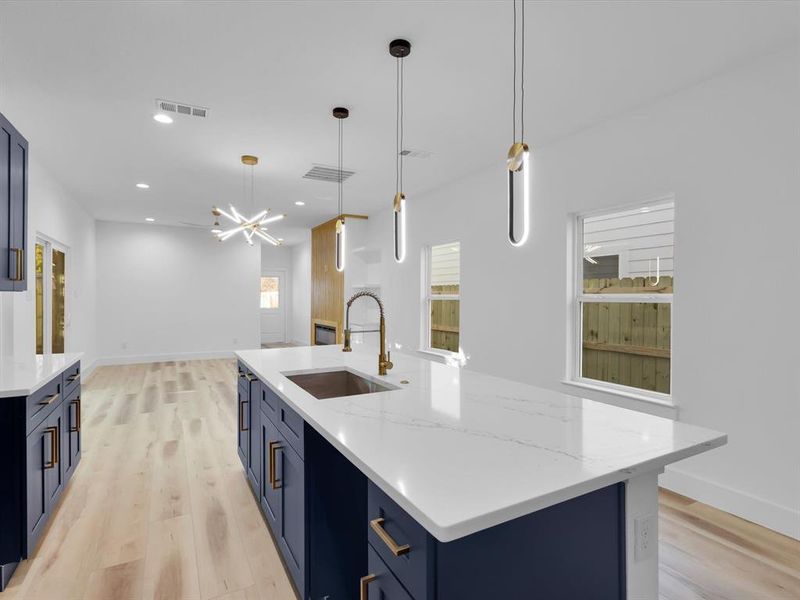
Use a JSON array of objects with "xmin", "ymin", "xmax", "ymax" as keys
[
  {"xmin": 309, "ymin": 215, "xmax": 368, "ymax": 345},
  {"xmin": 311, "ymin": 218, "xmax": 344, "ymax": 344}
]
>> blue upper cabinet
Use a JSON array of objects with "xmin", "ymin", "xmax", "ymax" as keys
[{"xmin": 0, "ymin": 110, "xmax": 28, "ymax": 292}]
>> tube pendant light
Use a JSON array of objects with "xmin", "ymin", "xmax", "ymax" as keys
[
  {"xmin": 333, "ymin": 106, "xmax": 349, "ymax": 272},
  {"xmin": 507, "ymin": 0, "xmax": 530, "ymax": 247},
  {"xmin": 390, "ymin": 38, "xmax": 411, "ymax": 263}
]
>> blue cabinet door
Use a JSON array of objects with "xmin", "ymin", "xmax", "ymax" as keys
[
  {"xmin": 246, "ymin": 382, "xmax": 260, "ymax": 493},
  {"xmin": 62, "ymin": 389, "xmax": 81, "ymax": 481},
  {"xmin": 25, "ymin": 406, "xmax": 62, "ymax": 555},
  {"xmin": 236, "ymin": 383, "xmax": 249, "ymax": 469},
  {"xmin": 259, "ymin": 411, "xmax": 282, "ymax": 533},
  {"xmin": 278, "ymin": 440, "xmax": 305, "ymax": 599},
  {"xmin": 0, "ymin": 111, "xmax": 27, "ymax": 292}
]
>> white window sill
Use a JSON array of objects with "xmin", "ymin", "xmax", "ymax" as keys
[
  {"xmin": 561, "ymin": 378, "xmax": 676, "ymax": 412},
  {"xmin": 416, "ymin": 348, "xmax": 465, "ymax": 365}
]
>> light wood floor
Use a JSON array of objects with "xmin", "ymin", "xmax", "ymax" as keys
[{"xmin": 4, "ymin": 359, "xmax": 798, "ymax": 600}]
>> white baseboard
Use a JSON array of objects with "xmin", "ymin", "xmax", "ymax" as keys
[
  {"xmin": 660, "ymin": 466, "xmax": 799, "ymax": 540},
  {"xmin": 94, "ymin": 350, "xmax": 238, "ymax": 367}
]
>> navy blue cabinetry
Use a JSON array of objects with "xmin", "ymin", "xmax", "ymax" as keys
[
  {"xmin": 0, "ymin": 361, "xmax": 81, "ymax": 591},
  {"xmin": 246, "ymin": 381, "xmax": 261, "ymax": 493},
  {"xmin": 0, "ymin": 110, "xmax": 28, "ymax": 292},
  {"xmin": 259, "ymin": 407, "xmax": 282, "ymax": 532}
]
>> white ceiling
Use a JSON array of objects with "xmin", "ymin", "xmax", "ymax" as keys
[{"xmin": 1, "ymin": 1, "xmax": 797, "ymax": 245}]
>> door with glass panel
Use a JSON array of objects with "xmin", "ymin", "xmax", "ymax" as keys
[
  {"xmin": 260, "ymin": 271, "xmax": 286, "ymax": 345},
  {"xmin": 35, "ymin": 238, "xmax": 67, "ymax": 355}
]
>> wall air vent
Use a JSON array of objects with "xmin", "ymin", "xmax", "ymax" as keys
[
  {"xmin": 399, "ymin": 148, "xmax": 432, "ymax": 159},
  {"xmin": 155, "ymin": 98, "xmax": 209, "ymax": 119},
  {"xmin": 302, "ymin": 164, "xmax": 355, "ymax": 183}
]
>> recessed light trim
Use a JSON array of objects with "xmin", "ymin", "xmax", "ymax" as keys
[
  {"xmin": 145, "ymin": 217, "xmax": 155, "ymax": 222},
  {"xmin": 153, "ymin": 113, "xmax": 173, "ymax": 124},
  {"xmin": 295, "ymin": 201, "xmax": 305, "ymax": 206},
  {"xmin": 136, "ymin": 182, "xmax": 150, "ymax": 189}
]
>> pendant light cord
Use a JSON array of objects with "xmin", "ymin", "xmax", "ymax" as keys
[
  {"xmin": 395, "ymin": 56, "xmax": 401, "ymax": 195},
  {"xmin": 338, "ymin": 117, "xmax": 343, "ymax": 217},
  {"xmin": 512, "ymin": 0, "xmax": 525, "ymax": 143}
]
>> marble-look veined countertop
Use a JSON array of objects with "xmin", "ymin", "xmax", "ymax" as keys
[
  {"xmin": 236, "ymin": 345, "xmax": 726, "ymax": 542},
  {"xmin": 0, "ymin": 353, "xmax": 82, "ymax": 398}
]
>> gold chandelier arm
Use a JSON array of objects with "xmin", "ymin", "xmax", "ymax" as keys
[{"xmin": 216, "ymin": 206, "xmax": 242, "ymax": 224}]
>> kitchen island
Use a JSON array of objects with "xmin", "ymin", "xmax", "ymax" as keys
[{"xmin": 236, "ymin": 345, "xmax": 725, "ymax": 600}]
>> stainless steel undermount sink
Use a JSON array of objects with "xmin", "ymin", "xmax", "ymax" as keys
[{"xmin": 283, "ymin": 368, "xmax": 397, "ymax": 400}]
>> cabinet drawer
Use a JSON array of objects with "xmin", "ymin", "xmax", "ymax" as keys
[
  {"xmin": 367, "ymin": 482, "xmax": 431, "ymax": 600},
  {"xmin": 26, "ymin": 375, "xmax": 63, "ymax": 435},
  {"xmin": 62, "ymin": 361, "xmax": 80, "ymax": 396},
  {"xmin": 260, "ymin": 381, "xmax": 279, "ymax": 424},
  {"xmin": 277, "ymin": 400, "xmax": 304, "ymax": 459},
  {"xmin": 366, "ymin": 544, "xmax": 414, "ymax": 600}
]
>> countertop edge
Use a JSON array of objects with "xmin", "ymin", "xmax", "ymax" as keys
[{"xmin": 0, "ymin": 354, "xmax": 83, "ymax": 399}]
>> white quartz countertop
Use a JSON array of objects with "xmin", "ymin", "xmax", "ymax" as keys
[
  {"xmin": 236, "ymin": 345, "xmax": 726, "ymax": 542},
  {"xmin": 0, "ymin": 353, "xmax": 82, "ymax": 398}
]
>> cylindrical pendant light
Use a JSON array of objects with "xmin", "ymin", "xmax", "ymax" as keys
[
  {"xmin": 507, "ymin": 0, "xmax": 530, "ymax": 247},
  {"xmin": 333, "ymin": 106, "xmax": 349, "ymax": 272},
  {"xmin": 390, "ymin": 38, "xmax": 411, "ymax": 263}
]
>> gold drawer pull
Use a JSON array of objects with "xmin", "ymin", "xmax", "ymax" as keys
[
  {"xmin": 370, "ymin": 517, "xmax": 411, "ymax": 556},
  {"xmin": 39, "ymin": 393, "xmax": 60, "ymax": 406},
  {"xmin": 70, "ymin": 397, "xmax": 81, "ymax": 433},
  {"xmin": 359, "ymin": 574, "xmax": 376, "ymax": 600},
  {"xmin": 43, "ymin": 426, "xmax": 58, "ymax": 469},
  {"xmin": 269, "ymin": 441, "xmax": 282, "ymax": 490},
  {"xmin": 67, "ymin": 374, "xmax": 80, "ymax": 383},
  {"xmin": 239, "ymin": 400, "xmax": 249, "ymax": 432}
]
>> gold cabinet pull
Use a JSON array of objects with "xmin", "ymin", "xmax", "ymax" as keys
[
  {"xmin": 269, "ymin": 441, "xmax": 283, "ymax": 489},
  {"xmin": 11, "ymin": 248, "xmax": 23, "ymax": 281},
  {"xmin": 70, "ymin": 397, "xmax": 81, "ymax": 433},
  {"xmin": 239, "ymin": 400, "xmax": 249, "ymax": 432},
  {"xmin": 39, "ymin": 392, "xmax": 60, "ymax": 406},
  {"xmin": 43, "ymin": 426, "xmax": 58, "ymax": 469},
  {"xmin": 359, "ymin": 574, "xmax": 376, "ymax": 600},
  {"xmin": 67, "ymin": 374, "xmax": 80, "ymax": 383},
  {"xmin": 369, "ymin": 518, "xmax": 411, "ymax": 556}
]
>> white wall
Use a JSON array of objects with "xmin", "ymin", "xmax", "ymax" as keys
[
  {"xmin": 366, "ymin": 47, "xmax": 800, "ymax": 538},
  {"xmin": 289, "ymin": 234, "xmax": 311, "ymax": 345},
  {"xmin": 1, "ymin": 156, "xmax": 97, "ymax": 370},
  {"xmin": 95, "ymin": 221, "xmax": 260, "ymax": 362}
]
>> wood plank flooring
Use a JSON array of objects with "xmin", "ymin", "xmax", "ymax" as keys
[{"xmin": 4, "ymin": 359, "xmax": 798, "ymax": 600}]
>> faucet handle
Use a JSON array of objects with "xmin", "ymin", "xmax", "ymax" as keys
[{"xmin": 386, "ymin": 351, "xmax": 393, "ymax": 371}]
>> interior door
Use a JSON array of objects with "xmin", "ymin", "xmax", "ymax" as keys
[{"xmin": 260, "ymin": 271, "xmax": 285, "ymax": 344}]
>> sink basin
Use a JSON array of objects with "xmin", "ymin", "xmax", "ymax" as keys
[{"xmin": 284, "ymin": 369, "xmax": 396, "ymax": 399}]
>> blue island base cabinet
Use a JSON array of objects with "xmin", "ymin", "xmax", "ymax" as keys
[{"xmin": 365, "ymin": 481, "xmax": 625, "ymax": 600}]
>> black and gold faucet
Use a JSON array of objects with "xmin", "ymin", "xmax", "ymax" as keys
[{"xmin": 342, "ymin": 291, "xmax": 394, "ymax": 376}]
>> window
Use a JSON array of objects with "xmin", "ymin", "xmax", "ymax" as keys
[
  {"xmin": 260, "ymin": 276, "xmax": 280, "ymax": 309},
  {"xmin": 35, "ymin": 237, "xmax": 67, "ymax": 355},
  {"xmin": 572, "ymin": 200, "xmax": 674, "ymax": 399},
  {"xmin": 424, "ymin": 242, "xmax": 460, "ymax": 354}
]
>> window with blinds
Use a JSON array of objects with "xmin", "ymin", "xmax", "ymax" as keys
[{"xmin": 425, "ymin": 242, "xmax": 460, "ymax": 353}]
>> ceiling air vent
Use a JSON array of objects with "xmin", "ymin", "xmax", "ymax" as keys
[
  {"xmin": 302, "ymin": 164, "xmax": 355, "ymax": 183},
  {"xmin": 400, "ymin": 148, "xmax": 432, "ymax": 159},
  {"xmin": 155, "ymin": 98, "xmax": 209, "ymax": 119}
]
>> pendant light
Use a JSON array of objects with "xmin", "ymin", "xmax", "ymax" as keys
[
  {"xmin": 389, "ymin": 38, "xmax": 411, "ymax": 263},
  {"xmin": 212, "ymin": 155, "xmax": 285, "ymax": 246},
  {"xmin": 507, "ymin": 0, "xmax": 530, "ymax": 247},
  {"xmin": 333, "ymin": 107, "xmax": 349, "ymax": 272}
]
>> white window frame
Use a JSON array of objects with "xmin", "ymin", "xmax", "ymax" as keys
[
  {"xmin": 567, "ymin": 199, "xmax": 674, "ymax": 406},
  {"xmin": 420, "ymin": 243, "xmax": 461, "ymax": 358}
]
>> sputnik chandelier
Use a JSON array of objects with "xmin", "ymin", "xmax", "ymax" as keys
[{"xmin": 212, "ymin": 155, "xmax": 285, "ymax": 246}]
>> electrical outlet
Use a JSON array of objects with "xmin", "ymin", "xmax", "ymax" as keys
[
  {"xmin": 233, "ymin": 337, "xmax": 238, "ymax": 345},
  {"xmin": 634, "ymin": 514, "xmax": 657, "ymax": 561},
  {"xmin": 121, "ymin": 341, "xmax": 128, "ymax": 350}
]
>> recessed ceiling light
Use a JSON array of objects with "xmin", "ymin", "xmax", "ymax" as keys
[
  {"xmin": 145, "ymin": 217, "xmax": 155, "ymax": 222},
  {"xmin": 294, "ymin": 201, "xmax": 305, "ymax": 206},
  {"xmin": 153, "ymin": 113, "xmax": 173, "ymax": 124},
  {"xmin": 136, "ymin": 182, "xmax": 150, "ymax": 189}
]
